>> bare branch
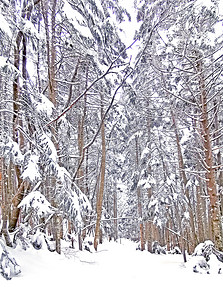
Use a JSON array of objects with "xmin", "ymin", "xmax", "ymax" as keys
[
  {"xmin": 47, "ymin": 40, "xmax": 138, "ymax": 126},
  {"xmin": 161, "ymin": 84, "xmax": 198, "ymax": 106}
]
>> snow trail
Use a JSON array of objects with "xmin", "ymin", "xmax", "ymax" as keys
[{"xmin": 1, "ymin": 240, "xmax": 222, "ymax": 300}]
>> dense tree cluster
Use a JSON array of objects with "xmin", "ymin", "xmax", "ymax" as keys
[
  {"xmin": 124, "ymin": 0, "xmax": 223, "ymax": 252},
  {"xmin": 1, "ymin": 0, "xmax": 223, "ymax": 279}
]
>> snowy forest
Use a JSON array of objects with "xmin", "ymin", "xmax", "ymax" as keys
[{"xmin": 1, "ymin": 0, "xmax": 223, "ymax": 282}]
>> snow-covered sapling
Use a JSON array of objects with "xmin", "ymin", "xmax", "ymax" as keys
[{"xmin": 0, "ymin": 240, "xmax": 21, "ymax": 280}]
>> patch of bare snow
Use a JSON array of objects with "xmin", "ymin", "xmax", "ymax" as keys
[{"xmin": 0, "ymin": 239, "xmax": 223, "ymax": 299}]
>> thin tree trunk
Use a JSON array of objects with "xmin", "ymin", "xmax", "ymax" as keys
[
  {"xmin": 196, "ymin": 184, "xmax": 205, "ymax": 243},
  {"xmin": 77, "ymin": 65, "xmax": 89, "ymax": 243},
  {"xmin": 42, "ymin": 0, "xmax": 62, "ymax": 254},
  {"xmin": 1, "ymin": 160, "xmax": 13, "ymax": 246},
  {"xmin": 171, "ymin": 110, "xmax": 197, "ymax": 249},
  {"xmin": 146, "ymin": 222, "xmax": 152, "ymax": 252},
  {"xmin": 113, "ymin": 188, "xmax": 118, "ymax": 241},
  {"xmin": 77, "ymin": 71, "xmax": 87, "ymax": 192},
  {"xmin": 135, "ymin": 136, "xmax": 145, "ymax": 251},
  {"xmin": 94, "ymin": 100, "xmax": 106, "ymax": 251}
]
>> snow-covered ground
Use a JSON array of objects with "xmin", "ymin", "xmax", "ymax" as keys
[{"xmin": 1, "ymin": 239, "xmax": 223, "ymax": 299}]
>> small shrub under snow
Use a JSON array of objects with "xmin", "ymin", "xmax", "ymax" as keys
[
  {"xmin": 186, "ymin": 240, "xmax": 223, "ymax": 274},
  {"xmin": 0, "ymin": 240, "xmax": 21, "ymax": 280}
]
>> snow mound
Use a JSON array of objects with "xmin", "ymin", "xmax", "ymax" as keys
[
  {"xmin": 18, "ymin": 191, "xmax": 53, "ymax": 217},
  {"xmin": 0, "ymin": 240, "xmax": 21, "ymax": 280},
  {"xmin": 186, "ymin": 240, "xmax": 223, "ymax": 274}
]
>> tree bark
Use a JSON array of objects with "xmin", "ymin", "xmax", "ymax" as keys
[
  {"xmin": 135, "ymin": 136, "xmax": 145, "ymax": 251},
  {"xmin": 196, "ymin": 55, "xmax": 223, "ymax": 250},
  {"xmin": 77, "ymin": 65, "xmax": 88, "ymax": 193},
  {"xmin": 9, "ymin": 0, "xmax": 39, "ymax": 233},
  {"xmin": 42, "ymin": 0, "xmax": 62, "ymax": 254},
  {"xmin": 1, "ymin": 160, "xmax": 13, "ymax": 246},
  {"xmin": 171, "ymin": 110, "xmax": 197, "ymax": 249},
  {"xmin": 113, "ymin": 188, "xmax": 118, "ymax": 241},
  {"xmin": 94, "ymin": 100, "xmax": 106, "ymax": 251}
]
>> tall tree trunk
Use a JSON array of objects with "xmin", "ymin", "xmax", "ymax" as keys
[
  {"xmin": 113, "ymin": 188, "xmax": 118, "ymax": 241},
  {"xmin": 9, "ymin": 0, "xmax": 31, "ymax": 231},
  {"xmin": 135, "ymin": 136, "xmax": 145, "ymax": 251},
  {"xmin": 42, "ymin": 0, "xmax": 62, "ymax": 254},
  {"xmin": 77, "ymin": 65, "xmax": 88, "ymax": 192},
  {"xmin": 196, "ymin": 55, "xmax": 223, "ymax": 250},
  {"xmin": 196, "ymin": 183, "xmax": 205, "ymax": 243},
  {"xmin": 213, "ymin": 99, "xmax": 223, "ymax": 217},
  {"xmin": 171, "ymin": 110, "xmax": 197, "ymax": 249},
  {"xmin": 94, "ymin": 100, "xmax": 106, "ymax": 251},
  {"xmin": 146, "ymin": 221, "xmax": 153, "ymax": 252},
  {"xmin": 7, "ymin": 0, "xmax": 41, "ymax": 233},
  {"xmin": 1, "ymin": 159, "xmax": 13, "ymax": 246},
  {"xmin": 77, "ymin": 65, "xmax": 89, "ymax": 245},
  {"xmin": 146, "ymin": 113, "xmax": 153, "ymax": 251}
]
